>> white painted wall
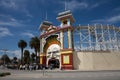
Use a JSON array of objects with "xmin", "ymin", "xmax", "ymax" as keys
[{"xmin": 73, "ymin": 51, "xmax": 120, "ymax": 70}]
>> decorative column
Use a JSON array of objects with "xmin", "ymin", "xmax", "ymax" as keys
[
  {"xmin": 40, "ymin": 38, "xmax": 43, "ymax": 53},
  {"xmin": 41, "ymin": 38, "xmax": 46, "ymax": 53},
  {"xmin": 67, "ymin": 19, "xmax": 70, "ymax": 26},
  {"xmin": 40, "ymin": 37, "xmax": 46, "ymax": 65},
  {"xmin": 60, "ymin": 31, "xmax": 64, "ymax": 49},
  {"xmin": 68, "ymin": 29, "xmax": 72, "ymax": 49}
]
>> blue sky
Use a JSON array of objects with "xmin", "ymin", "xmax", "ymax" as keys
[{"xmin": 0, "ymin": 0, "xmax": 120, "ymax": 59}]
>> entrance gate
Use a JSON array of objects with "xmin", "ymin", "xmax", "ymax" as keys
[{"xmin": 48, "ymin": 58, "xmax": 60, "ymax": 69}]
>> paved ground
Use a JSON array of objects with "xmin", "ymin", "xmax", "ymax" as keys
[{"xmin": 1, "ymin": 69, "xmax": 120, "ymax": 80}]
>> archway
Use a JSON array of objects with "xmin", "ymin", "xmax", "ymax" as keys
[
  {"xmin": 48, "ymin": 58, "xmax": 60, "ymax": 69},
  {"xmin": 46, "ymin": 44, "xmax": 61, "ymax": 69}
]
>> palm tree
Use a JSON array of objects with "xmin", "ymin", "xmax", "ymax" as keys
[
  {"xmin": 23, "ymin": 50, "xmax": 30, "ymax": 64},
  {"xmin": 31, "ymin": 53, "xmax": 36, "ymax": 63},
  {"xmin": 18, "ymin": 40, "xmax": 27, "ymax": 64},
  {"xmin": 29, "ymin": 36, "xmax": 40, "ymax": 63}
]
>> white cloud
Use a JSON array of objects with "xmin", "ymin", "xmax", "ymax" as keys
[
  {"xmin": 10, "ymin": 17, "xmax": 17, "ymax": 22},
  {"xmin": 0, "ymin": 21, "xmax": 25, "ymax": 27},
  {"xmin": 0, "ymin": 49, "xmax": 35, "ymax": 59},
  {"xmin": 8, "ymin": 50, "xmax": 21, "ymax": 59},
  {"xmin": 0, "ymin": 14, "xmax": 30, "ymax": 27},
  {"xmin": 107, "ymin": 15, "xmax": 120, "ymax": 23},
  {"xmin": 91, "ymin": 19, "xmax": 105, "ymax": 23},
  {"xmin": 59, "ymin": 0, "xmax": 103, "ymax": 12},
  {"xmin": 21, "ymin": 32, "xmax": 35, "ymax": 38},
  {"xmin": 8, "ymin": 49, "xmax": 35, "ymax": 59},
  {"xmin": 66, "ymin": 0, "xmax": 110, "ymax": 11},
  {"xmin": 0, "ymin": 0, "xmax": 32, "ymax": 18},
  {"xmin": 0, "ymin": 27, "xmax": 13, "ymax": 38},
  {"xmin": 114, "ymin": 7, "xmax": 120, "ymax": 11},
  {"xmin": 91, "ymin": 14, "xmax": 120, "ymax": 24},
  {"xmin": 0, "ymin": 0, "xmax": 18, "ymax": 9},
  {"xmin": 89, "ymin": 3, "xmax": 100, "ymax": 9},
  {"xmin": 67, "ymin": 0, "xmax": 88, "ymax": 11}
]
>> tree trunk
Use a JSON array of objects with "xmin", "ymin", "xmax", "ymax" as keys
[
  {"xmin": 35, "ymin": 49, "xmax": 37, "ymax": 64},
  {"xmin": 21, "ymin": 48, "xmax": 23, "ymax": 64}
]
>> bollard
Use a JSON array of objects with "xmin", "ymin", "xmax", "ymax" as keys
[{"xmin": 42, "ymin": 68, "xmax": 45, "ymax": 76}]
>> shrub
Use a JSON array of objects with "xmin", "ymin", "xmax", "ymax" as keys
[
  {"xmin": 0, "ymin": 73, "xmax": 6, "ymax": 77},
  {"xmin": 0, "ymin": 72, "xmax": 11, "ymax": 77},
  {"xmin": 4, "ymin": 72, "xmax": 11, "ymax": 75}
]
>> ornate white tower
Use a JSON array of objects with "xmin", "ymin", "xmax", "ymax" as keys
[
  {"xmin": 57, "ymin": 10, "xmax": 75, "ymax": 27},
  {"xmin": 56, "ymin": 10, "xmax": 75, "ymax": 69}
]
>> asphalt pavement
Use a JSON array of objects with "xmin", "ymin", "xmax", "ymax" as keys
[{"xmin": 1, "ymin": 69, "xmax": 120, "ymax": 80}]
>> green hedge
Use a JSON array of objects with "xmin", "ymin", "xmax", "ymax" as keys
[{"xmin": 0, "ymin": 72, "xmax": 11, "ymax": 77}]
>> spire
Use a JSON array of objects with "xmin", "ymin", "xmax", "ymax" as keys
[
  {"xmin": 65, "ymin": 0, "xmax": 67, "ymax": 11},
  {"xmin": 39, "ymin": 11, "xmax": 52, "ymax": 30},
  {"xmin": 56, "ymin": 0, "xmax": 75, "ymax": 27},
  {"xmin": 45, "ymin": 11, "xmax": 48, "ymax": 20}
]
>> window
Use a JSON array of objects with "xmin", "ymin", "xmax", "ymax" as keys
[
  {"xmin": 64, "ymin": 32, "xmax": 68, "ymax": 48},
  {"xmin": 63, "ymin": 20, "xmax": 67, "ymax": 25}
]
